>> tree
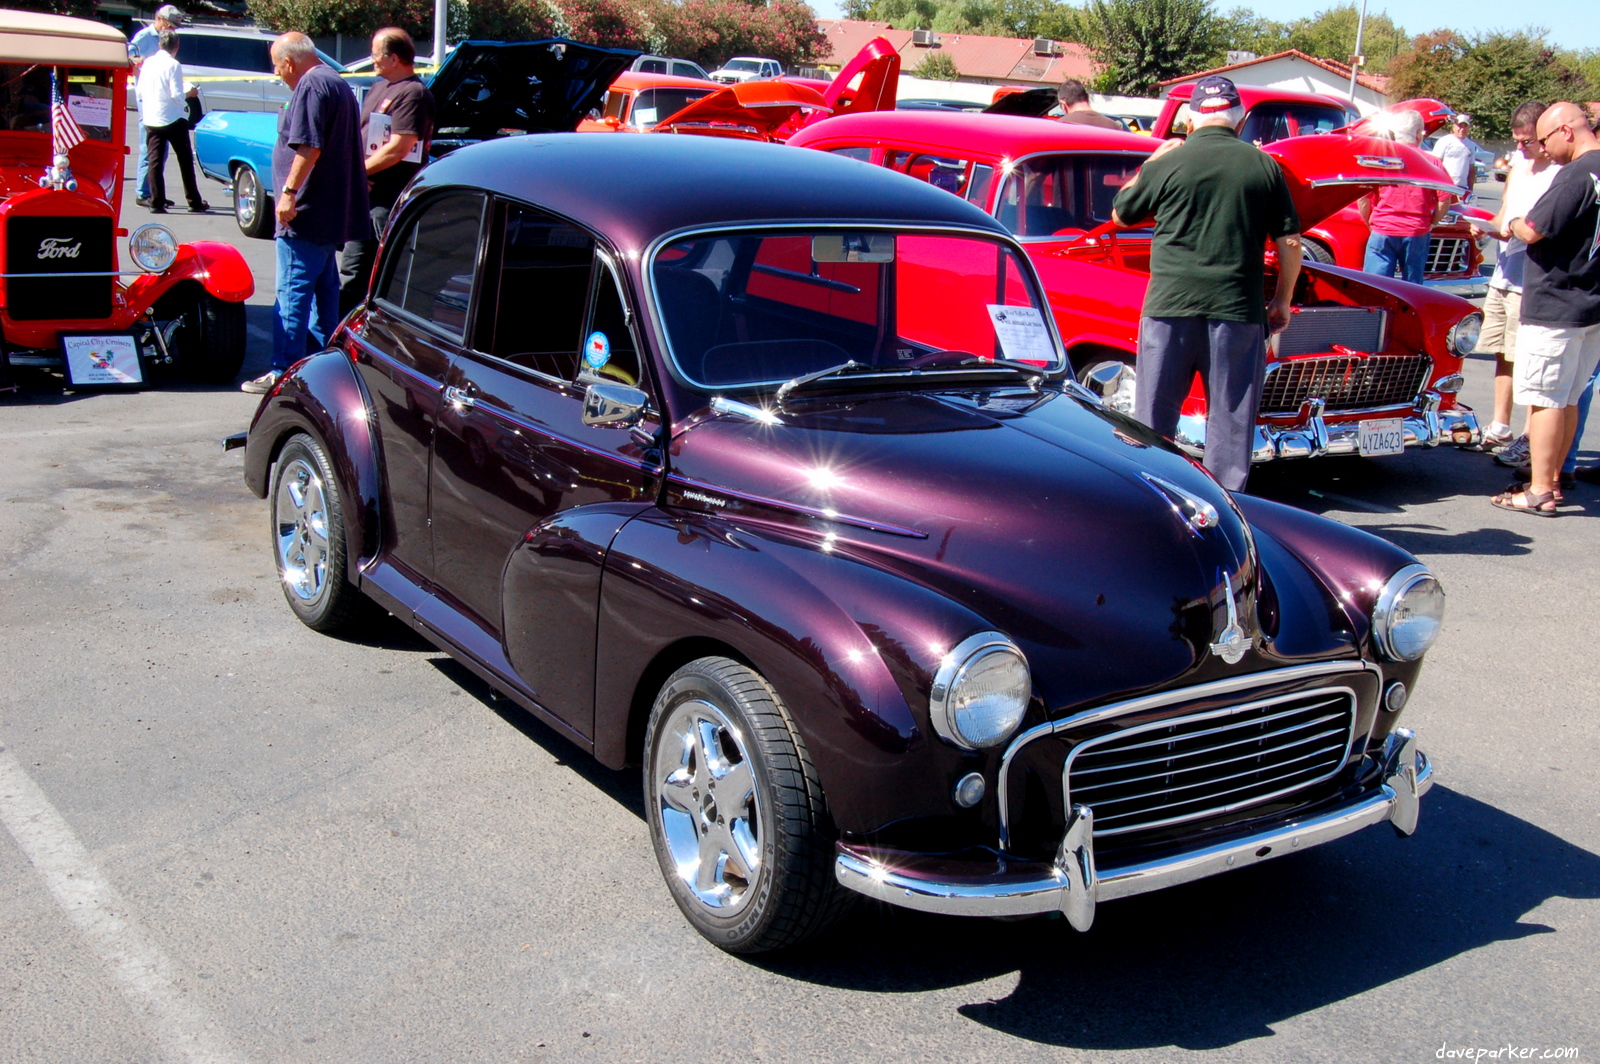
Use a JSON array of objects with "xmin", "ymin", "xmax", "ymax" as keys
[
  {"xmin": 1388, "ymin": 28, "xmax": 1593, "ymax": 139},
  {"xmin": 656, "ymin": 0, "xmax": 827, "ymax": 70},
  {"xmin": 6, "ymin": 0, "xmax": 96, "ymax": 17},
  {"xmin": 1074, "ymin": 0, "xmax": 1228, "ymax": 95},
  {"xmin": 915, "ymin": 49, "xmax": 959, "ymax": 78}
]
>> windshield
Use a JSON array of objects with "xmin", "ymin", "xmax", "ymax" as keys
[
  {"xmin": 632, "ymin": 86, "xmax": 714, "ymax": 127},
  {"xmin": 0, "ymin": 65, "xmax": 115, "ymax": 142},
  {"xmin": 723, "ymin": 60, "xmax": 762, "ymax": 72},
  {"xmin": 652, "ymin": 229, "xmax": 1063, "ymax": 389},
  {"xmin": 997, "ymin": 153, "xmax": 1146, "ymax": 237},
  {"xmin": 1239, "ymin": 103, "xmax": 1352, "ymax": 144}
]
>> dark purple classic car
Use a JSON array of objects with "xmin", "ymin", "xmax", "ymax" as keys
[{"xmin": 234, "ymin": 135, "xmax": 1441, "ymax": 953}]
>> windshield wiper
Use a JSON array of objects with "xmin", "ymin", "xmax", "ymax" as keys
[
  {"xmin": 775, "ymin": 360, "xmax": 877, "ymax": 405},
  {"xmin": 775, "ymin": 357, "xmax": 1048, "ymax": 407}
]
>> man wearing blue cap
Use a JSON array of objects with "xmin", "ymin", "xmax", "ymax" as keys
[{"xmin": 1111, "ymin": 74, "xmax": 1303, "ymax": 490}]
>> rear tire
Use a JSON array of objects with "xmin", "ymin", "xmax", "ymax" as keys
[
  {"xmin": 1303, "ymin": 240, "xmax": 1336, "ymax": 265},
  {"xmin": 644, "ymin": 656, "xmax": 853, "ymax": 954},
  {"xmin": 177, "ymin": 292, "xmax": 247, "ymax": 384},
  {"xmin": 233, "ymin": 164, "xmax": 271, "ymax": 239}
]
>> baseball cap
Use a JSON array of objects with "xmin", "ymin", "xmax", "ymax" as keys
[
  {"xmin": 1453, "ymin": 113, "xmax": 1472, "ymax": 125},
  {"xmin": 1192, "ymin": 75, "xmax": 1241, "ymax": 113},
  {"xmin": 155, "ymin": 5, "xmax": 186, "ymax": 25}
]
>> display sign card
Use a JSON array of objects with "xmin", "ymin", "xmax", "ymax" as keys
[
  {"xmin": 67, "ymin": 95, "xmax": 113, "ymax": 128},
  {"xmin": 985, "ymin": 304, "xmax": 1055, "ymax": 364},
  {"xmin": 365, "ymin": 113, "xmax": 424, "ymax": 164},
  {"xmin": 62, "ymin": 334, "xmax": 143, "ymax": 387}
]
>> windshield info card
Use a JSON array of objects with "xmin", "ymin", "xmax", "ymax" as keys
[{"xmin": 986, "ymin": 305, "xmax": 1053, "ymax": 364}]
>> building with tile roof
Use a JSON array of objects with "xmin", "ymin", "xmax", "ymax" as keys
[
  {"xmin": 1159, "ymin": 49, "xmax": 1391, "ymax": 115},
  {"xmin": 816, "ymin": 19, "xmax": 1096, "ymax": 88}
]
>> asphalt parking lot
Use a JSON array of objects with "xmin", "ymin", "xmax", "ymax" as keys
[{"xmin": 2, "ymin": 164, "xmax": 1597, "ymax": 1063}]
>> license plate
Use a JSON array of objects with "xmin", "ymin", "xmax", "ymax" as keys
[{"xmin": 1358, "ymin": 418, "xmax": 1405, "ymax": 457}]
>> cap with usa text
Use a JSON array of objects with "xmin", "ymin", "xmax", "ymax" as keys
[{"xmin": 1192, "ymin": 74, "xmax": 1242, "ymax": 113}]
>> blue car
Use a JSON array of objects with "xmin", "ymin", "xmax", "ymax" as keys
[{"xmin": 191, "ymin": 39, "xmax": 638, "ymax": 240}]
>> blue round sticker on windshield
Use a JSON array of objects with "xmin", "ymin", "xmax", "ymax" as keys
[{"xmin": 584, "ymin": 331, "xmax": 611, "ymax": 369}]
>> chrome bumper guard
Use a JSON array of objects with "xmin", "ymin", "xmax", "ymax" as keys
[
  {"xmin": 835, "ymin": 729, "xmax": 1431, "ymax": 932},
  {"xmin": 1422, "ymin": 275, "xmax": 1489, "ymax": 298},
  {"xmin": 1176, "ymin": 392, "xmax": 1479, "ymax": 463}
]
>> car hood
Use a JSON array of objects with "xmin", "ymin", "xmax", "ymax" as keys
[
  {"xmin": 1349, "ymin": 97, "xmax": 1457, "ymax": 139},
  {"xmin": 1263, "ymin": 132, "xmax": 1463, "ymax": 229},
  {"xmin": 667, "ymin": 387, "xmax": 1301, "ymax": 709},
  {"xmin": 984, "ymin": 87, "xmax": 1057, "ymax": 118},
  {"xmin": 821, "ymin": 37, "xmax": 900, "ymax": 117},
  {"xmin": 427, "ymin": 38, "xmax": 640, "ymax": 139},
  {"xmin": 652, "ymin": 79, "xmax": 830, "ymax": 139}
]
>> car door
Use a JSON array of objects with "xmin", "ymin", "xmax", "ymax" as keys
[
  {"xmin": 428, "ymin": 199, "xmax": 661, "ymax": 737},
  {"xmin": 351, "ymin": 188, "xmax": 488, "ymax": 588}
]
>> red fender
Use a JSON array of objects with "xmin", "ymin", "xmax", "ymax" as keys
[{"xmin": 123, "ymin": 239, "xmax": 255, "ymax": 316}]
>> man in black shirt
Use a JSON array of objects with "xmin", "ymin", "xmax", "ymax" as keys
[
  {"xmin": 339, "ymin": 27, "xmax": 436, "ymax": 316},
  {"xmin": 1494, "ymin": 102, "xmax": 1600, "ymax": 516}
]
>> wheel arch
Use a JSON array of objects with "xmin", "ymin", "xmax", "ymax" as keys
[
  {"xmin": 1067, "ymin": 340, "xmax": 1135, "ymax": 373},
  {"xmin": 622, "ymin": 635, "xmax": 756, "ymax": 768},
  {"xmin": 123, "ymin": 240, "xmax": 255, "ymax": 315},
  {"xmin": 242, "ymin": 350, "xmax": 382, "ymax": 578}
]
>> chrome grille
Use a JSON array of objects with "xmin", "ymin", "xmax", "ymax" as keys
[
  {"xmin": 1065, "ymin": 689, "xmax": 1357, "ymax": 837},
  {"xmin": 1259, "ymin": 353, "xmax": 1431, "ymax": 414},
  {"xmin": 1276, "ymin": 306, "xmax": 1386, "ymax": 357},
  {"xmin": 1426, "ymin": 237, "xmax": 1470, "ymax": 275}
]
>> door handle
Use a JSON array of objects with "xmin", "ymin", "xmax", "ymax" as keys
[{"xmin": 444, "ymin": 385, "xmax": 476, "ymax": 411}]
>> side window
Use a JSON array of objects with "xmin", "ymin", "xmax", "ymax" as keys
[
  {"xmin": 641, "ymin": 58, "xmax": 666, "ymax": 73},
  {"xmin": 966, "ymin": 164, "xmax": 995, "ymax": 206},
  {"xmin": 829, "ymin": 146, "xmax": 873, "ymax": 163},
  {"xmin": 602, "ymin": 90, "xmax": 627, "ymax": 122},
  {"xmin": 377, "ymin": 191, "xmax": 485, "ymax": 339},
  {"xmin": 486, "ymin": 202, "xmax": 597, "ymax": 378},
  {"xmin": 580, "ymin": 262, "xmax": 642, "ymax": 388}
]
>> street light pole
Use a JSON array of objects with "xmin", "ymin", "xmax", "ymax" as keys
[
  {"xmin": 1348, "ymin": 0, "xmax": 1368, "ymax": 102},
  {"xmin": 434, "ymin": 0, "xmax": 446, "ymax": 69}
]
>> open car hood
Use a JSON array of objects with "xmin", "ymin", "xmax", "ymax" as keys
[
  {"xmin": 1262, "ymin": 132, "xmax": 1464, "ymax": 229},
  {"xmin": 821, "ymin": 36, "xmax": 900, "ymax": 117},
  {"xmin": 1348, "ymin": 98, "xmax": 1457, "ymax": 139},
  {"xmin": 428, "ymin": 38, "xmax": 639, "ymax": 140},
  {"xmin": 984, "ymin": 87, "xmax": 1057, "ymax": 118},
  {"xmin": 653, "ymin": 79, "xmax": 829, "ymax": 140}
]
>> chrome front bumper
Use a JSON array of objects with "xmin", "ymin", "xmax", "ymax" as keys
[
  {"xmin": 1423, "ymin": 275, "xmax": 1490, "ymax": 298},
  {"xmin": 835, "ymin": 729, "xmax": 1431, "ymax": 932},
  {"xmin": 1176, "ymin": 393, "xmax": 1480, "ymax": 463}
]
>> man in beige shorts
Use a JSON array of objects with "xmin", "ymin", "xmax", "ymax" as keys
[
  {"xmin": 1494, "ymin": 103, "xmax": 1600, "ymax": 516},
  {"xmin": 1470, "ymin": 100, "xmax": 1560, "ymax": 455}
]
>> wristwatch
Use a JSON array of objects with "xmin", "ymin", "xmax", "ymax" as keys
[{"xmin": 281, "ymin": 186, "xmax": 298, "ymax": 195}]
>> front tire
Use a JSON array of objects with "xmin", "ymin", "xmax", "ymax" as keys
[
  {"xmin": 233, "ymin": 164, "xmax": 271, "ymax": 239},
  {"xmin": 1303, "ymin": 240, "xmax": 1337, "ymax": 265},
  {"xmin": 644, "ymin": 657, "xmax": 851, "ymax": 954},
  {"xmin": 270, "ymin": 433, "xmax": 366, "ymax": 633},
  {"xmin": 176, "ymin": 292, "xmax": 247, "ymax": 384}
]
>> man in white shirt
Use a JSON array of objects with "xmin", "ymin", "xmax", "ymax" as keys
[
  {"xmin": 1468, "ymin": 101, "xmax": 1561, "ymax": 457},
  {"xmin": 136, "ymin": 30, "xmax": 207, "ymax": 214},
  {"xmin": 1431, "ymin": 115, "xmax": 1480, "ymax": 202},
  {"xmin": 128, "ymin": 5, "xmax": 184, "ymax": 207}
]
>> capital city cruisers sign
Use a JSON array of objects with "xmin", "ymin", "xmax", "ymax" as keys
[{"xmin": 36, "ymin": 237, "xmax": 83, "ymax": 260}]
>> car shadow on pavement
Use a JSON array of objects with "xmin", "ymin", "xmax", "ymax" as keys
[{"xmin": 761, "ymin": 785, "xmax": 1600, "ymax": 1051}]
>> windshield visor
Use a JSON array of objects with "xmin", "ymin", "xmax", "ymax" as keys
[
  {"xmin": 652, "ymin": 229, "xmax": 1064, "ymax": 389},
  {"xmin": 997, "ymin": 153, "xmax": 1146, "ymax": 237}
]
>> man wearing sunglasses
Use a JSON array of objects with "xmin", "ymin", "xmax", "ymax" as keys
[{"xmin": 1493, "ymin": 102, "xmax": 1600, "ymax": 516}]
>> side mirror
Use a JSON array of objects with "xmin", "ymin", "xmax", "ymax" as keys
[{"xmin": 582, "ymin": 382, "xmax": 649, "ymax": 428}]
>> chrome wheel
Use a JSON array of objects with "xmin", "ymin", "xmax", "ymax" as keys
[
  {"xmin": 234, "ymin": 167, "xmax": 259, "ymax": 229},
  {"xmin": 653, "ymin": 698, "xmax": 763, "ymax": 913},
  {"xmin": 1080, "ymin": 359, "xmax": 1138, "ymax": 415},
  {"xmin": 274, "ymin": 456, "xmax": 331, "ymax": 605}
]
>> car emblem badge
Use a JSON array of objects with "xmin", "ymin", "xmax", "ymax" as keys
[
  {"xmin": 1355, "ymin": 155, "xmax": 1406, "ymax": 171},
  {"xmin": 1209, "ymin": 572, "xmax": 1250, "ymax": 664}
]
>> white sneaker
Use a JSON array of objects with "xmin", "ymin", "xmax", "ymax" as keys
[
  {"xmin": 240, "ymin": 370, "xmax": 282, "ymax": 395},
  {"xmin": 1494, "ymin": 434, "xmax": 1530, "ymax": 467}
]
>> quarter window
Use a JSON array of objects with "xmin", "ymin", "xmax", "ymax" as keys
[{"xmin": 378, "ymin": 191, "xmax": 485, "ymax": 339}]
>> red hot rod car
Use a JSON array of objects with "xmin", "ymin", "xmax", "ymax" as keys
[
  {"xmin": 789, "ymin": 111, "xmax": 1483, "ymax": 464},
  {"xmin": 0, "ymin": 10, "xmax": 252, "ymax": 386}
]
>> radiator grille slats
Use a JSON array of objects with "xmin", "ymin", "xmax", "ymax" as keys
[
  {"xmin": 1426, "ymin": 237, "xmax": 1470, "ymax": 274},
  {"xmin": 1065, "ymin": 690, "xmax": 1356, "ymax": 837},
  {"xmin": 1259, "ymin": 353, "xmax": 1431, "ymax": 414}
]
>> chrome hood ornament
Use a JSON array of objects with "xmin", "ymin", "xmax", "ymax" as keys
[
  {"xmin": 1209, "ymin": 571, "xmax": 1251, "ymax": 664},
  {"xmin": 1140, "ymin": 473, "xmax": 1220, "ymax": 537}
]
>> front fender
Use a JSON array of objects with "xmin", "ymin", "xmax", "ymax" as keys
[
  {"xmin": 243, "ymin": 349, "xmax": 381, "ymax": 579},
  {"xmin": 596, "ymin": 509, "xmax": 1004, "ymax": 835},
  {"xmin": 124, "ymin": 240, "xmax": 255, "ymax": 315}
]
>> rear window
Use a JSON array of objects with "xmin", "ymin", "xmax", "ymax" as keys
[
  {"xmin": 632, "ymin": 87, "xmax": 713, "ymax": 128},
  {"xmin": 1240, "ymin": 103, "xmax": 1353, "ymax": 144}
]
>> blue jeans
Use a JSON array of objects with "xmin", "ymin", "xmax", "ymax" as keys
[
  {"xmin": 273, "ymin": 235, "xmax": 341, "ymax": 372},
  {"xmin": 1364, "ymin": 233, "xmax": 1429, "ymax": 285},
  {"xmin": 135, "ymin": 122, "xmax": 150, "ymax": 198},
  {"xmin": 1563, "ymin": 361, "xmax": 1599, "ymax": 473}
]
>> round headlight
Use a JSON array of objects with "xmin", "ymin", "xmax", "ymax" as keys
[
  {"xmin": 128, "ymin": 223, "xmax": 178, "ymax": 273},
  {"xmin": 1373, "ymin": 564, "xmax": 1445, "ymax": 661},
  {"xmin": 1448, "ymin": 312, "xmax": 1482, "ymax": 356},
  {"xmin": 929, "ymin": 632, "xmax": 1032, "ymax": 749}
]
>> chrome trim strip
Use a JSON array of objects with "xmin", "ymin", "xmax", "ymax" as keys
[
  {"xmin": 1061, "ymin": 686, "xmax": 1358, "ymax": 837},
  {"xmin": 836, "ymin": 747, "xmax": 1430, "ymax": 919},
  {"xmin": 997, "ymin": 660, "xmax": 1376, "ymax": 848},
  {"xmin": 664, "ymin": 473, "xmax": 928, "ymax": 539}
]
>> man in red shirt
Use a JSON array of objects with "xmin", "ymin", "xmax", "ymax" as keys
[{"xmin": 1360, "ymin": 110, "xmax": 1449, "ymax": 284}]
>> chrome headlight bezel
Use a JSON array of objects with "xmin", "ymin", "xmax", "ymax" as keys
[
  {"xmin": 1447, "ymin": 312, "xmax": 1482, "ymax": 356},
  {"xmin": 128, "ymin": 223, "xmax": 178, "ymax": 273},
  {"xmin": 929, "ymin": 632, "xmax": 1032, "ymax": 750},
  {"xmin": 1373, "ymin": 563, "xmax": 1445, "ymax": 662}
]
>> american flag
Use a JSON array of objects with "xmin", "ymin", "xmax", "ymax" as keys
[{"xmin": 51, "ymin": 71, "xmax": 85, "ymax": 156}]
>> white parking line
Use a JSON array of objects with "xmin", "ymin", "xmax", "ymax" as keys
[{"xmin": 0, "ymin": 744, "xmax": 249, "ymax": 1064}]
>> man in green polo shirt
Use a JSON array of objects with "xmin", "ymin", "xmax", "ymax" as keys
[{"xmin": 1111, "ymin": 75, "xmax": 1303, "ymax": 491}]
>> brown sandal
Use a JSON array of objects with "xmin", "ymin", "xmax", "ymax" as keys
[
  {"xmin": 1502, "ymin": 480, "xmax": 1565, "ymax": 506},
  {"xmin": 1491, "ymin": 485, "xmax": 1558, "ymax": 517}
]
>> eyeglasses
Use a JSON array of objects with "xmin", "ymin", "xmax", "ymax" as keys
[
  {"xmin": 1537, "ymin": 124, "xmax": 1571, "ymax": 148},
  {"xmin": 1513, "ymin": 136, "xmax": 1536, "ymax": 147}
]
